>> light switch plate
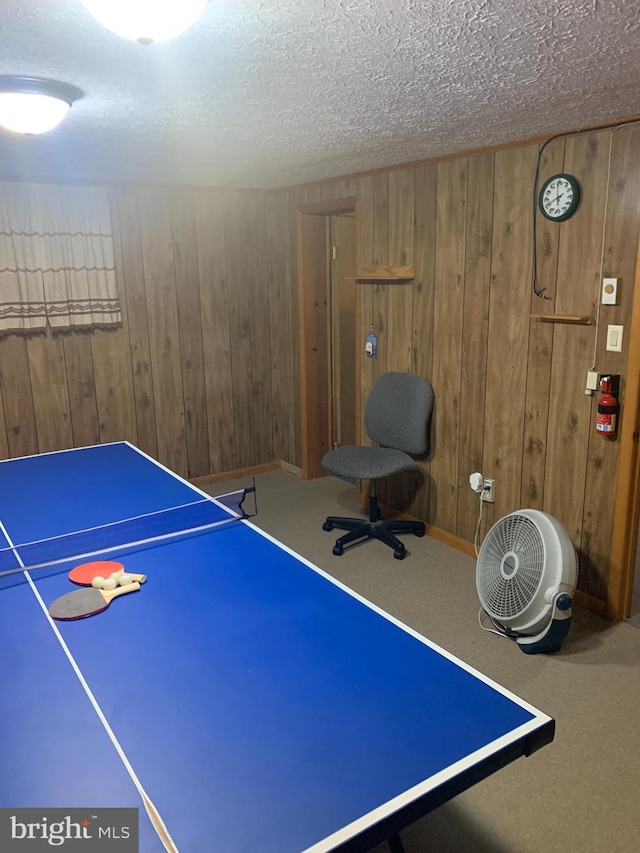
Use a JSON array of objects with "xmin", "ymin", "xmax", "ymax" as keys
[
  {"xmin": 606, "ymin": 324, "xmax": 623, "ymax": 352},
  {"xmin": 602, "ymin": 278, "xmax": 618, "ymax": 305}
]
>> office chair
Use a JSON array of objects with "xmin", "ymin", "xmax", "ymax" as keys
[{"xmin": 322, "ymin": 372, "xmax": 433, "ymax": 559}]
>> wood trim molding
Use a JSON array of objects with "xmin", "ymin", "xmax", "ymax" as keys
[
  {"xmin": 297, "ymin": 200, "xmax": 357, "ymax": 478},
  {"xmin": 190, "ymin": 461, "xmax": 281, "ymax": 487},
  {"xmin": 423, "ymin": 524, "xmax": 477, "ymax": 558},
  {"xmin": 376, "ymin": 500, "xmax": 477, "ymax": 557},
  {"xmin": 574, "ymin": 589, "xmax": 608, "ymax": 619},
  {"xmin": 607, "ymin": 231, "xmax": 640, "ymax": 621},
  {"xmin": 280, "ymin": 460, "xmax": 304, "ymax": 477},
  {"xmin": 529, "ymin": 314, "xmax": 592, "ymax": 325},
  {"xmin": 190, "ymin": 459, "xmax": 304, "ymax": 487}
]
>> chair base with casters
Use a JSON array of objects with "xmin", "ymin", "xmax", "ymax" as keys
[{"xmin": 323, "ymin": 494, "xmax": 425, "ymax": 560}]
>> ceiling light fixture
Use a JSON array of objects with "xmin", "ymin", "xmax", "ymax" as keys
[
  {"xmin": 0, "ymin": 76, "xmax": 83, "ymax": 135},
  {"xmin": 80, "ymin": 1, "xmax": 209, "ymax": 44}
]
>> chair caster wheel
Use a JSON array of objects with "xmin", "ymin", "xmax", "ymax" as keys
[
  {"xmin": 332, "ymin": 544, "xmax": 344, "ymax": 556},
  {"xmin": 414, "ymin": 527, "xmax": 425, "ymax": 537},
  {"xmin": 393, "ymin": 546, "xmax": 406, "ymax": 560},
  {"xmin": 323, "ymin": 522, "xmax": 334, "ymax": 532}
]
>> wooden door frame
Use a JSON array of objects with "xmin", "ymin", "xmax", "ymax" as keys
[
  {"xmin": 297, "ymin": 197, "xmax": 358, "ymax": 478},
  {"xmin": 609, "ymin": 233, "xmax": 640, "ymax": 621}
]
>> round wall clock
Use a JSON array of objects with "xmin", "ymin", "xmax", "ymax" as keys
[{"xmin": 538, "ymin": 173, "xmax": 581, "ymax": 222}]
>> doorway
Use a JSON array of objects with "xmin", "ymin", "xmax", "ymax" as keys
[
  {"xmin": 296, "ymin": 197, "xmax": 358, "ymax": 478},
  {"xmin": 329, "ymin": 213, "xmax": 357, "ymax": 450}
]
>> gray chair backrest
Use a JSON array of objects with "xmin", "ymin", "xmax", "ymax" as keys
[{"xmin": 364, "ymin": 372, "xmax": 433, "ymax": 455}]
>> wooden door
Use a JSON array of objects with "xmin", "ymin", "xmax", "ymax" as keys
[{"xmin": 329, "ymin": 214, "xmax": 357, "ymax": 448}]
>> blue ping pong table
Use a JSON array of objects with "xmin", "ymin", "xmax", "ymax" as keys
[{"xmin": 0, "ymin": 442, "xmax": 554, "ymax": 853}]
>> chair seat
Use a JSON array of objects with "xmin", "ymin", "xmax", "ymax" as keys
[{"xmin": 322, "ymin": 445, "xmax": 417, "ymax": 480}]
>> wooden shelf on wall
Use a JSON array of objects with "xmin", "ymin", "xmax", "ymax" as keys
[
  {"xmin": 529, "ymin": 313, "xmax": 592, "ymax": 325},
  {"xmin": 349, "ymin": 265, "xmax": 415, "ymax": 281}
]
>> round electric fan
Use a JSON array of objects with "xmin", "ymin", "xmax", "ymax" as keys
[{"xmin": 476, "ymin": 509, "xmax": 578, "ymax": 654}]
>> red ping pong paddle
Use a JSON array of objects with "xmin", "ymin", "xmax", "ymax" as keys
[
  {"xmin": 48, "ymin": 581, "xmax": 141, "ymax": 621},
  {"xmin": 68, "ymin": 560, "xmax": 147, "ymax": 587}
]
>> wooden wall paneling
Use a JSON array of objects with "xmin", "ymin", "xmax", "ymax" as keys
[
  {"xmin": 279, "ymin": 125, "xmax": 640, "ymax": 616},
  {"xmin": 83, "ymin": 329, "xmax": 137, "ymax": 450},
  {"xmin": 341, "ymin": 179, "xmax": 360, "ymax": 197},
  {"xmin": 169, "ymin": 187, "xmax": 210, "ymax": 478},
  {"xmin": 520, "ymin": 139, "xmax": 565, "ymax": 510},
  {"xmin": 265, "ymin": 190, "xmax": 296, "ymax": 466},
  {"xmin": 0, "ymin": 333, "xmax": 38, "ymax": 457},
  {"xmin": 543, "ymin": 132, "xmax": 609, "ymax": 568},
  {"xmin": 26, "ymin": 329, "xmax": 73, "ymax": 453},
  {"xmin": 62, "ymin": 331, "xmax": 100, "ymax": 448},
  {"xmin": 371, "ymin": 173, "xmax": 390, "ymax": 380},
  {"xmin": 371, "ymin": 173, "xmax": 390, "ymax": 503},
  {"xmin": 299, "ymin": 185, "xmax": 323, "ymax": 205},
  {"xmin": 92, "ymin": 189, "xmax": 139, "ymax": 449},
  {"xmin": 108, "ymin": 188, "xmax": 155, "ymax": 457},
  {"xmin": 137, "ymin": 187, "xmax": 187, "ymax": 476},
  {"xmin": 288, "ymin": 187, "xmax": 318, "ymax": 466},
  {"xmin": 456, "ymin": 153, "xmax": 494, "ymax": 542},
  {"xmin": 387, "ymin": 169, "xmax": 415, "ymax": 511},
  {"xmin": 320, "ymin": 182, "xmax": 337, "ymax": 201},
  {"xmin": 410, "ymin": 164, "xmax": 438, "ymax": 520},
  {"xmin": 330, "ymin": 214, "xmax": 357, "ymax": 447},
  {"xmin": 357, "ymin": 177, "xmax": 375, "ymax": 446},
  {"xmin": 193, "ymin": 189, "xmax": 235, "ymax": 475},
  {"xmin": 222, "ymin": 190, "xmax": 256, "ymax": 470},
  {"xmin": 297, "ymin": 211, "xmax": 331, "ymax": 477},
  {"xmin": 482, "ymin": 146, "xmax": 537, "ymax": 522},
  {"xmin": 90, "ymin": 259, "xmax": 138, "ymax": 448},
  {"xmin": 608, "ymin": 219, "xmax": 640, "ymax": 619},
  {"xmin": 429, "ymin": 158, "xmax": 467, "ymax": 532},
  {"xmin": 244, "ymin": 191, "xmax": 275, "ymax": 466},
  {"xmin": 387, "ymin": 169, "xmax": 415, "ymax": 373},
  {"xmin": 356, "ymin": 179, "xmax": 375, "ymax": 504},
  {"xmin": 581, "ymin": 125, "xmax": 640, "ymax": 602},
  {"xmin": 0, "ymin": 379, "xmax": 8, "ymax": 459},
  {"xmin": 322, "ymin": 179, "xmax": 359, "ymax": 201}
]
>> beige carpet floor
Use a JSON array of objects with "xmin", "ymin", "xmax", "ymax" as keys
[{"xmin": 204, "ymin": 471, "xmax": 640, "ymax": 853}]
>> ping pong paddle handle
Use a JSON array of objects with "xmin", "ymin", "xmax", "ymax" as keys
[{"xmin": 101, "ymin": 581, "xmax": 141, "ymax": 603}]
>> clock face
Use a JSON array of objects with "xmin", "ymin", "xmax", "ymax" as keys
[{"xmin": 538, "ymin": 174, "xmax": 581, "ymax": 221}]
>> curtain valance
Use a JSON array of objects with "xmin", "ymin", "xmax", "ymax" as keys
[{"xmin": 0, "ymin": 182, "xmax": 121, "ymax": 333}]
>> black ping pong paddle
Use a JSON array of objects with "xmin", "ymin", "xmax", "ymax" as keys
[{"xmin": 48, "ymin": 581, "xmax": 141, "ymax": 621}]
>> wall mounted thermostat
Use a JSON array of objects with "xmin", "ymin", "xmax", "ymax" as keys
[
  {"xmin": 365, "ymin": 330, "xmax": 378, "ymax": 358},
  {"xmin": 602, "ymin": 278, "xmax": 618, "ymax": 305}
]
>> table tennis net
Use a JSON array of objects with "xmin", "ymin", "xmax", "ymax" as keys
[{"xmin": 0, "ymin": 491, "xmax": 253, "ymax": 578}]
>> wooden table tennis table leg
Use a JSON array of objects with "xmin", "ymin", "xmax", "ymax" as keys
[{"xmin": 388, "ymin": 833, "xmax": 406, "ymax": 853}]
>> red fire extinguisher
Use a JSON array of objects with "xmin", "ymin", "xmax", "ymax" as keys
[{"xmin": 596, "ymin": 376, "xmax": 618, "ymax": 438}]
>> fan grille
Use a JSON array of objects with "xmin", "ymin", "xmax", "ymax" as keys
[{"xmin": 478, "ymin": 514, "xmax": 545, "ymax": 619}]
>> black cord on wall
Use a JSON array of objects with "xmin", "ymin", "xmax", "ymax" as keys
[{"xmin": 531, "ymin": 117, "xmax": 640, "ymax": 300}]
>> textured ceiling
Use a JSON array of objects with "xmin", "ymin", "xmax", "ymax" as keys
[{"xmin": 0, "ymin": 0, "xmax": 639, "ymax": 189}]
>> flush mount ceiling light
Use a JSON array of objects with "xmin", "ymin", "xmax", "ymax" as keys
[
  {"xmin": 0, "ymin": 76, "xmax": 83, "ymax": 135},
  {"xmin": 80, "ymin": 0, "xmax": 209, "ymax": 44}
]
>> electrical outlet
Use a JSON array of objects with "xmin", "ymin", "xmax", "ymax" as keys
[{"xmin": 482, "ymin": 478, "xmax": 495, "ymax": 503}]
